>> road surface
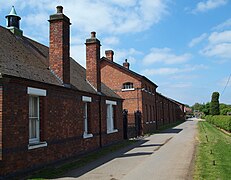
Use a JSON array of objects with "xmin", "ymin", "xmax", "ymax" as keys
[{"xmin": 59, "ymin": 118, "xmax": 198, "ymax": 180}]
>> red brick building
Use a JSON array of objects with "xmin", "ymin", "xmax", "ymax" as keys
[
  {"xmin": 101, "ymin": 51, "xmax": 185, "ymax": 135},
  {"xmin": 0, "ymin": 6, "xmax": 123, "ymax": 178}
]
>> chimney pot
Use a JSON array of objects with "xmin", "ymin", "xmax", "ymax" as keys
[
  {"xmin": 105, "ymin": 50, "xmax": 114, "ymax": 61},
  {"xmin": 57, "ymin": 6, "xmax": 63, "ymax": 13},
  {"xmin": 91, "ymin": 31, "xmax": 96, "ymax": 38},
  {"xmin": 123, "ymin": 59, "xmax": 130, "ymax": 69}
]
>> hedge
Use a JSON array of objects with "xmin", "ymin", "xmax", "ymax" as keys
[{"xmin": 205, "ymin": 115, "xmax": 231, "ymax": 132}]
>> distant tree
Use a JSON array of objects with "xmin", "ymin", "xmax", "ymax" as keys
[
  {"xmin": 202, "ymin": 102, "xmax": 210, "ymax": 115},
  {"xmin": 210, "ymin": 92, "xmax": 220, "ymax": 115},
  {"xmin": 192, "ymin": 103, "xmax": 203, "ymax": 111},
  {"xmin": 220, "ymin": 103, "xmax": 231, "ymax": 115}
]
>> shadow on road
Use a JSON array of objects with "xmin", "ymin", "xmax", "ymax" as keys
[
  {"xmin": 157, "ymin": 128, "xmax": 183, "ymax": 134},
  {"xmin": 46, "ymin": 122, "xmax": 189, "ymax": 179},
  {"xmin": 118, "ymin": 152, "xmax": 153, "ymax": 158},
  {"xmin": 138, "ymin": 143, "xmax": 163, "ymax": 148},
  {"xmin": 60, "ymin": 139, "xmax": 153, "ymax": 178}
]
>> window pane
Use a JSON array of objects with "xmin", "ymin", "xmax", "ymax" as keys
[
  {"xmin": 123, "ymin": 82, "xmax": 133, "ymax": 89},
  {"xmin": 29, "ymin": 96, "xmax": 39, "ymax": 142},
  {"xmin": 84, "ymin": 103, "xmax": 88, "ymax": 133},
  {"xmin": 107, "ymin": 105, "xmax": 111, "ymax": 130},
  {"xmin": 29, "ymin": 118, "xmax": 37, "ymax": 139},
  {"xmin": 29, "ymin": 96, "xmax": 38, "ymax": 117}
]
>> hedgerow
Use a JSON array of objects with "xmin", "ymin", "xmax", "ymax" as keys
[{"xmin": 205, "ymin": 115, "xmax": 231, "ymax": 132}]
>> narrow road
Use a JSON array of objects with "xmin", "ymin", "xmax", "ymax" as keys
[{"xmin": 59, "ymin": 118, "xmax": 198, "ymax": 180}]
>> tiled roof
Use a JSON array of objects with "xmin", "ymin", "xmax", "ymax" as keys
[{"xmin": 0, "ymin": 26, "xmax": 121, "ymax": 99}]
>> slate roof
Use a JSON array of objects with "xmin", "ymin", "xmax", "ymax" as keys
[
  {"xmin": 0, "ymin": 26, "xmax": 121, "ymax": 99},
  {"xmin": 101, "ymin": 57, "xmax": 158, "ymax": 88}
]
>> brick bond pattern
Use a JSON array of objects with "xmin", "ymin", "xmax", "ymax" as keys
[{"xmin": 101, "ymin": 57, "xmax": 185, "ymax": 134}]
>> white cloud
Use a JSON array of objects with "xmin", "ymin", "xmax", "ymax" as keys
[
  {"xmin": 103, "ymin": 37, "xmax": 120, "ymax": 46},
  {"xmin": 142, "ymin": 48, "xmax": 192, "ymax": 65},
  {"xmin": 192, "ymin": 0, "xmax": 227, "ymax": 13},
  {"xmin": 2, "ymin": 1, "xmax": 167, "ymax": 29},
  {"xmin": 208, "ymin": 31, "xmax": 231, "ymax": 44},
  {"xmin": 57, "ymin": 0, "xmax": 168, "ymax": 35},
  {"xmin": 212, "ymin": 18, "xmax": 231, "ymax": 31},
  {"xmin": 201, "ymin": 43, "xmax": 231, "ymax": 58},
  {"xmin": 113, "ymin": 48, "xmax": 142, "ymax": 64},
  {"xmin": 200, "ymin": 31, "xmax": 231, "ymax": 58},
  {"xmin": 70, "ymin": 45, "xmax": 86, "ymax": 67},
  {"xmin": 188, "ymin": 33, "xmax": 207, "ymax": 47},
  {"xmin": 141, "ymin": 64, "xmax": 207, "ymax": 76},
  {"xmin": 0, "ymin": 0, "xmax": 169, "ymax": 66},
  {"xmin": 170, "ymin": 75, "xmax": 199, "ymax": 80},
  {"xmin": 108, "ymin": 0, "xmax": 137, "ymax": 7}
]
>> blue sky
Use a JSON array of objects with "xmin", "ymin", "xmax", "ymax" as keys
[{"xmin": 0, "ymin": 0, "xmax": 230, "ymax": 106}]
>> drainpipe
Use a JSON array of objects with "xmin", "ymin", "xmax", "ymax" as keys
[
  {"xmin": 99, "ymin": 95, "xmax": 102, "ymax": 147},
  {"xmin": 155, "ymin": 93, "xmax": 158, "ymax": 130}
]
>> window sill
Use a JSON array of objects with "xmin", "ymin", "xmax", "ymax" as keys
[
  {"xmin": 83, "ymin": 133, "xmax": 93, "ymax": 139},
  {"xmin": 107, "ymin": 129, "xmax": 118, "ymax": 134},
  {"xmin": 28, "ymin": 141, "xmax": 47, "ymax": 150},
  {"xmin": 122, "ymin": 88, "xmax": 135, "ymax": 92}
]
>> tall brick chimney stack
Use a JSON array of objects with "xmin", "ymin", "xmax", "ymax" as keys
[
  {"xmin": 85, "ymin": 32, "xmax": 101, "ymax": 92},
  {"xmin": 123, "ymin": 59, "xmax": 130, "ymax": 70},
  {"xmin": 49, "ymin": 6, "xmax": 71, "ymax": 85},
  {"xmin": 105, "ymin": 50, "xmax": 114, "ymax": 61}
]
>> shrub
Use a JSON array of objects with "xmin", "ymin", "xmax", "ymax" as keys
[
  {"xmin": 205, "ymin": 115, "xmax": 231, "ymax": 132},
  {"xmin": 210, "ymin": 92, "xmax": 220, "ymax": 115}
]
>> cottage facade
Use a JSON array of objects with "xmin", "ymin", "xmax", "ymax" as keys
[
  {"xmin": 101, "ymin": 51, "xmax": 185, "ymax": 134},
  {"xmin": 0, "ymin": 6, "xmax": 123, "ymax": 178}
]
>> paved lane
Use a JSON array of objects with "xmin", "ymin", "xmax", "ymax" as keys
[{"xmin": 59, "ymin": 118, "xmax": 198, "ymax": 180}]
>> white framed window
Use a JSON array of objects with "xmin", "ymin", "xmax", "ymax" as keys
[
  {"xmin": 82, "ymin": 96, "xmax": 93, "ymax": 139},
  {"xmin": 122, "ymin": 82, "xmax": 134, "ymax": 91},
  {"xmin": 27, "ymin": 87, "xmax": 47, "ymax": 149},
  {"xmin": 106, "ymin": 100, "xmax": 118, "ymax": 134},
  {"xmin": 29, "ymin": 96, "xmax": 40, "ymax": 144}
]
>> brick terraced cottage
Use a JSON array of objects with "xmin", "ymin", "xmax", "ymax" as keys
[
  {"xmin": 0, "ymin": 6, "xmax": 123, "ymax": 178},
  {"xmin": 101, "ymin": 51, "xmax": 185, "ymax": 136}
]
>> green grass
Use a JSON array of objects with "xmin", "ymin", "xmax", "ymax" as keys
[
  {"xmin": 194, "ymin": 121, "xmax": 231, "ymax": 180},
  {"xmin": 28, "ymin": 140, "xmax": 136, "ymax": 180}
]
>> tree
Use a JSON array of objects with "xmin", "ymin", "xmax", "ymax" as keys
[{"xmin": 210, "ymin": 92, "xmax": 220, "ymax": 115}]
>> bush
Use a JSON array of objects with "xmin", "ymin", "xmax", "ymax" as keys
[
  {"xmin": 210, "ymin": 92, "xmax": 220, "ymax": 115},
  {"xmin": 205, "ymin": 115, "xmax": 231, "ymax": 132}
]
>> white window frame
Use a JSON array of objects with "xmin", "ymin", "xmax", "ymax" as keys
[
  {"xmin": 29, "ymin": 96, "xmax": 40, "ymax": 144},
  {"xmin": 82, "ymin": 96, "xmax": 93, "ymax": 139},
  {"xmin": 122, "ymin": 82, "xmax": 135, "ymax": 91},
  {"xmin": 27, "ymin": 87, "xmax": 47, "ymax": 149},
  {"xmin": 106, "ymin": 100, "xmax": 118, "ymax": 134}
]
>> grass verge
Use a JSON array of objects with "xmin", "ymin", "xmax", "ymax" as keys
[
  {"xmin": 28, "ymin": 140, "xmax": 136, "ymax": 180},
  {"xmin": 194, "ymin": 121, "xmax": 231, "ymax": 180}
]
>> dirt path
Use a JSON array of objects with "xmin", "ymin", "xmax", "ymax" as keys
[{"xmin": 59, "ymin": 118, "xmax": 198, "ymax": 180}]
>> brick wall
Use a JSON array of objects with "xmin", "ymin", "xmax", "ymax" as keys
[
  {"xmin": 101, "ymin": 61, "xmax": 142, "ymax": 124},
  {"xmin": 100, "ymin": 59, "xmax": 185, "ymax": 135},
  {"xmin": 0, "ymin": 85, "xmax": 2, "ymax": 161},
  {"xmin": 0, "ymin": 76, "xmax": 123, "ymax": 177}
]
